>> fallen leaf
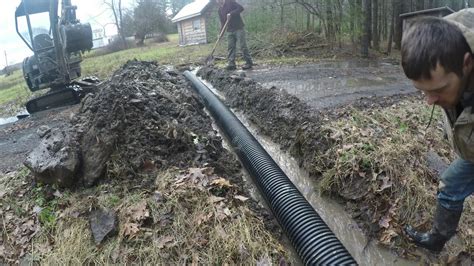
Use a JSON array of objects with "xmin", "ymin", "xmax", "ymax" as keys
[
  {"xmin": 379, "ymin": 216, "xmax": 391, "ymax": 229},
  {"xmin": 376, "ymin": 175, "xmax": 392, "ymax": 192},
  {"xmin": 234, "ymin": 195, "xmax": 249, "ymax": 202},
  {"xmin": 156, "ymin": 236, "xmax": 174, "ymax": 249},
  {"xmin": 194, "ymin": 213, "xmax": 213, "ymax": 226},
  {"xmin": 379, "ymin": 229, "xmax": 398, "ymax": 245},
  {"xmin": 53, "ymin": 190, "xmax": 63, "ymax": 198},
  {"xmin": 209, "ymin": 196, "xmax": 225, "ymax": 203},
  {"xmin": 223, "ymin": 208, "xmax": 231, "ymax": 217},
  {"xmin": 211, "ymin": 178, "xmax": 232, "ymax": 188},
  {"xmin": 123, "ymin": 222, "xmax": 140, "ymax": 239},
  {"xmin": 128, "ymin": 200, "xmax": 149, "ymax": 222}
]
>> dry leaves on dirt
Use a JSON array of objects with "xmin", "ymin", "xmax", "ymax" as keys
[{"xmin": 121, "ymin": 200, "xmax": 150, "ymax": 239}]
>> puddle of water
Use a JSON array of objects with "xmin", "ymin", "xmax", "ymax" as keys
[
  {"xmin": 196, "ymin": 75, "xmax": 418, "ymax": 266},
  {"xmin": 0, "ymin": 109, "xmax": 30, "ymax": 126},
  {"xmin": 0, "ymin": 116, "xmax": 19, "ymax": 126}
]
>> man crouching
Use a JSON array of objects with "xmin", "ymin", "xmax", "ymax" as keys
[{"xmin": 401, "ymin": 9, "xmax": 474, "ymax": 253}]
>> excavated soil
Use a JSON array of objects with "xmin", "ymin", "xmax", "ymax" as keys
[
  {"xmin": 73, "ymin": 60, "xmax": 240, "ymax": 185},
  {"xmin": 25, "ymin": 61, "xmax": 241, "ymax": 187}
]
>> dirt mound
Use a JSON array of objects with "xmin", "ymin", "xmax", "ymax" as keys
[
  {"xmin": 198, "ymin": 67, "xmax": 331, "ymax": 175},
  {"xmin": 26, "ymin": 61, "xmax": 239, "ymax": 186}
]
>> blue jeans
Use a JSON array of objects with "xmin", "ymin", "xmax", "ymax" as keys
[
  {"xmin": 227, "ymin": 29, "xmax": 253, "ymax": 67},
  {"xmin": 438, "ymin": 158, "xmax": 474, "ymax": 211}
]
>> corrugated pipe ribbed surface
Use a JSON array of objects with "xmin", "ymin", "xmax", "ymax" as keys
[{"xmin": 184, "ymin": 71, "xmax": 357, "ymax": 265}]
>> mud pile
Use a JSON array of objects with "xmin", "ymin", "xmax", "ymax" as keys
[
  {"xmin": 198, "ymin": 67, "xmax": 330, "ymax": 175},
  {"xmin": 26, "ymin": 61, "xmax": 238, "ymax": 186}
]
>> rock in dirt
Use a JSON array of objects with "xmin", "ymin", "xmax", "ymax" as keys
[
  {"xmin": 36, "ymin": 125, "xmax": 51, "ymax": 138},
  {"xmin": 24, "ymin": 128, "xmax": 80, "ymax": 187},
  {"xmin": 89, "ymin": 208, "xmax": 118, "ymax": 245}
]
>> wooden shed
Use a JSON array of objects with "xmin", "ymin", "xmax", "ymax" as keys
[
  {"xmin": 172, "ymin": 0, "xmax": 214, "ymax": 46},
  {"xmin": 400, "ymin": 6, "xmax": 455, "ymax": 32}
]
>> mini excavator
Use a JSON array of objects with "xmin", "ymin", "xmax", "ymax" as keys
[{"xmin": 15, "ymin": 0, "xmax": 98, "ymax": 113}]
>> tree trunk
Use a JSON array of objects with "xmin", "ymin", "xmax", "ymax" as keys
[
  {"xmin": 428, "ymin": 0, "xmax": 434, "ymax": 8},
  {"xmin": 416, "ymin": 0, "xmax": 424, "ymax": 10},
  {"xmin": 110, "ymin": 0, "xmax": 126, "ymax": 49},
  {"xmin": 350, "ymin": 0, "xmax": 356, "ymax": 44},
  {"xmin": 307, "ymin": 11, "xmax": 311, "ymax": 30},
  {"xmin": 387, "ymin": 6, "xmax": 394, "ymax": 54},
  {"xmin": 361, "ymin": 0, "xmax": 370, "ymax": 57},
  {"xmin": 118, "ymin": 0, "xmax": 127, "ymax": 49},
  {"xmin": 367, "ymin": 0, "xmax": 372, "ymax": 47},
  {"xmin": 394, "ymin": 0, "xmax": 404, "ymax": 50},
  {"xmin": 280, "ymin": 0, "xmax": 284, "ymax": 28},
  {"xmin": 325, "ymin": 0, "xmax": 334, "ymax": 44},
  {"xmin": 373, "ymin": 0, "xmax": 379, "ymax": 50}
]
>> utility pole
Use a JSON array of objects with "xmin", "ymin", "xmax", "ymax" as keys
[{"xmin": 3, "ymin": 51, "xmax": 10, "ymax": 76}]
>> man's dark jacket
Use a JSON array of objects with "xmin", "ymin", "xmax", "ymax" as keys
[{"xmin": 218, "ymin": 1, "xmax": 245, "ymax": 32}]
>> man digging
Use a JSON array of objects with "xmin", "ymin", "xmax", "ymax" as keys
[
  {"xmin": 216, "ymin": 0, "xmax": 253, "ymax": 70},
  {"xmin": 401, "ymin": 9, "xmax": 474, "ymax": 253}
]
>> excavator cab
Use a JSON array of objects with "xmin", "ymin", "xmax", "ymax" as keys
[{"xmin": 15, "ymin": 0, "xmax": 96, "ymax": 113}]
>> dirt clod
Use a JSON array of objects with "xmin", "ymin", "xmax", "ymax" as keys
[{"xmin": 24, "ymin": 128, "xmax": 80, "ymax": 187}]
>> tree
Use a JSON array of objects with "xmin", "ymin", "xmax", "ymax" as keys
[
  {"xmin": 134, "ymin": 0, "xmax": 170, "ymax": 46},
  {"xmin": 104, "ymin": 0, "xmax": 128, "ymax": 49},
  {"xmin": 361, "ymin": 0, "xmax": 370, "ymax": 57},
  {"xmin": 169, "ymin": 0, "xmax": 193, "ymax": 16},
  {"xmin": 373, "ymin": 0, "xmax": 380, "ymax": 50}
]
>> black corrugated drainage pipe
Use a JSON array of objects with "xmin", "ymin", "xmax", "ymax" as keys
[{"xmin": 184, "ymin": 71, "xmax": 357, "ymax": 265}]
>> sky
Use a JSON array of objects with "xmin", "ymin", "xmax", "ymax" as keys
[{"xmin": 0, "ymin": 0, "xmax": 135, "ymax": 69}]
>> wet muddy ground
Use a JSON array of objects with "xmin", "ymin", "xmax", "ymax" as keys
[
  {"xmin": 247, "ymin": 59, "xmax": 415, "ymax": 110},
  {"xmin": 1, "ymin": 60, "xmax": 471, "ymax": 264},
  {"xmin": 0, "ymin": 107, "xmax": 76, "ymax": 174}
]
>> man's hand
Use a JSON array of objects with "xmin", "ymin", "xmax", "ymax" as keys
[{"xmin": 227, "ymin": 13, "xmax": 231, "ymax": 20}]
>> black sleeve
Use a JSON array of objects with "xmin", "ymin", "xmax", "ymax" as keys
[{"xmin": 229, "ymin": 2, "xmax": 244, "ymax": 16}]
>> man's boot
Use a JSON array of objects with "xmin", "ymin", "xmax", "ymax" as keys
[{"xmin": 405, "ymin": 203, "xmax": 462, "ymax": 253}]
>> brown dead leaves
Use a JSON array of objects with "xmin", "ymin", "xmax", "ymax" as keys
[
  {"xmin": 0, "ymin": 171, "xmax": 43, "ymax": 263},
  {"xmin": 174, "ymin": 167, "xmax": 248, "ymax": 223},
  {"xmin": 122, "ymin": 200, "xmax": 150, "ymax": 239}
]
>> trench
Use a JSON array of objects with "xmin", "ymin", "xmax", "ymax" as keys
[{"xmin": 195, "ymin": 73, "xmax": 418, "ymax": 266}]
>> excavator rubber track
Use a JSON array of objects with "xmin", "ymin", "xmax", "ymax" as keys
[{"xmin": 25, "ymin": 77, "xmax": 100, "ymax": 114}]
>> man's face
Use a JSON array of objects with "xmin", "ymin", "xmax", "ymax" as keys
[
  {"xmin": 217, "ymin": 0, "xmax": 225, "ymax": 7},
  {"xmin": 412, "ymin": 63, "xmax": 469, "ymax": 109}
]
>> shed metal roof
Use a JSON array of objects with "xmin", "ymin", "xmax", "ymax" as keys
[
  {"xmin": 400, "ymin": 6, "xmax": 455, "ymax": 18},
  {"xmin": 172, "ymin": 0, "xmax": 211, "ymax": 23}
]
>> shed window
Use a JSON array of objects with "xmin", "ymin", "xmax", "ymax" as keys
[{"xmin": 193, "ymin": 19, "xmax": 201, "ymax": 31}]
